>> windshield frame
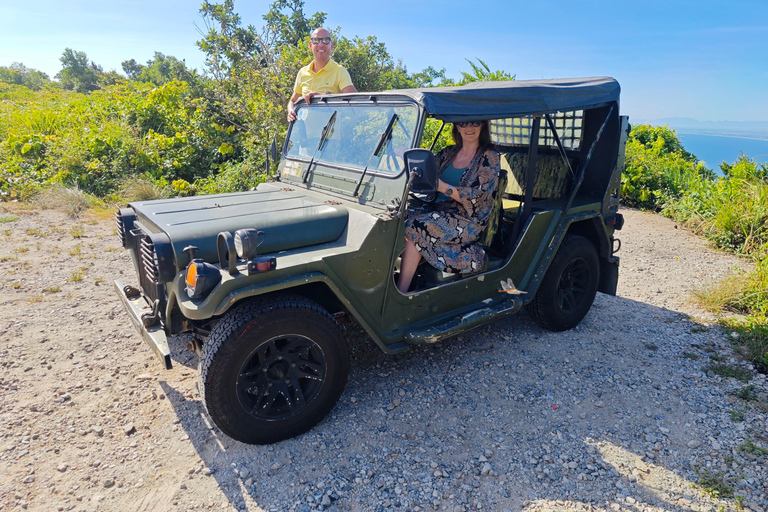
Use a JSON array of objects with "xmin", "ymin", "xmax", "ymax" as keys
[{"xmin": 282, "ymin": 97, "xmax": 424, "ymax": 181}]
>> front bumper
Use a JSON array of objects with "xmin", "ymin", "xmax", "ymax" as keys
[{"xmin": 114, "ymin": 280, "xmax": 173, "ymax": 369}]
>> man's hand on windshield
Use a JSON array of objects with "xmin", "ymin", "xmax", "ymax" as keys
[{"xmin": 303, "ymin": 92, "xmax": 318, "ymax": 107}]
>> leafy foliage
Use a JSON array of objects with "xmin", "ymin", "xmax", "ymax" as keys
[
  {"xmin": 621, "ymin": 124, "xmax": 713, "ymax": 210},
  {"xmin": 449, "ymin": 58, "xmax": 515, "ymax": 86},
  {"xmin": 0, "ymin": 80, "xmax": 243, "ymax": 199},
  {"xmin": 121, "ymin": 53, "xmax": 199, "ymax": 86},
  {"xmin": 56, "ymin": 48, "xmax": 102, "ymax": 93},
  {"xmin": 0, "ymin": 63, "xmax": 50, "ymax": 90}
]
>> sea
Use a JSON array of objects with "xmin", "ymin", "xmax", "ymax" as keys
[{"xmin": 677, "ymin": 132, "xmax": 768, "ymax": 171}]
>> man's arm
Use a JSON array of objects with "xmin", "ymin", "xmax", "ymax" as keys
[
  {"xmin": 287, "ymin": 92, "xmax": 302, "ymax": 123},
  {"xmin": 288, "ymin": 85, "xmax": 357, "ymax": 122}
]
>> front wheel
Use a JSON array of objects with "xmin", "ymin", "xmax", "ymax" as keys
[
  {"xmin": 199, "ymin": 295, "xmax": 349, "ymax": 444},
  {"xmin": 527, "ymin": 235, "xmax": 600, "ymax": 332}
]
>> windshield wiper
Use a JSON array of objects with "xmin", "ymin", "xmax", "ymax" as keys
[
  {"xmin": 353, "ymin": 113, "xmax": 399, "ymax": 197},
  {"xmin": 301, "ymin": 110, "xmax": 337, "ymax": 183}
]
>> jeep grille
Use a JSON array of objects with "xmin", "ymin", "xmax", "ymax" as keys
[
  {"xmin": 115, "ymin": 211, "xmax": 126, "ymax": 247},
  {"xmin": 139, "ymin": 236, "xmax": 161, "ymax": 304}
]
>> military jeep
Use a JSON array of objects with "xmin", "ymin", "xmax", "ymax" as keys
[{"xmin": 115, "ymin": 77, "xmax": 628, "ymax": 444}]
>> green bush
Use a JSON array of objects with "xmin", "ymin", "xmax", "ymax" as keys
[
  {"xmin": 0, "ymin": 80, "xmax": 245, "ymax": 199},
  {"xmin": 621, "ymin": 124, "xmax": 714, "ymax": 210}
]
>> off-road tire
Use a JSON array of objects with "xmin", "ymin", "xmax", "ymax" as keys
[
  {"xmin": 526, "ymin": 235, "xmax": 600, "ymax": 332},
  {"xmin": 199, "ymin": 295, "xmax": 349, "ymax": 444}
]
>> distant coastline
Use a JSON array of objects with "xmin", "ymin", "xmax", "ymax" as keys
[
  {"xmin": 633, "ymin": 117, "xmax": 768, "ymax": 142},
  {"xmin": 674, "ymin": 130, "xmax": 768, "ymax": 142},
  {"xmin": 677, "ymin": 132, "xmax": 768, "ymax": 169}
]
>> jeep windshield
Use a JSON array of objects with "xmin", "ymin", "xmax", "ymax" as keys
[{"xmin": 283, "ymin": 102, "xmax": 419, "ymax": 180}]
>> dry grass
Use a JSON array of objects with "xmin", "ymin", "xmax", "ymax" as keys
[
  {"xmin": 119, "ymin": 178, "xmax": 173, "ymax": 202},
  {"xmin": 32, "ymin": 185, "xmax": 94, "ymax": 219},
  {"xmin": 692, "ymin": 273, "xmax": 751, "ymax": 314}
]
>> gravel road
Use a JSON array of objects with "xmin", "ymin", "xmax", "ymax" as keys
[{"xmin": 1, "ymin": 205, "xmax": 766, "ymax": 512}]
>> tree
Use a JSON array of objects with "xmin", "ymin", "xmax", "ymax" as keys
[
  {"xmin": 121, "ymin": 59, "xmax": 144, "ymax": 80},
  {"xmin": 56, "ymin": 48, "xmax": 100, "ymax": 93},
  {"xmin": 0, "ymin": 62, "xmax": 50, "ymax": 90},
  {"xmin": 197, "ymin": 0, "xmax": 261, "ymax": 79},
  {"xmin": 263, "ymin": 0, "xmax": 325, "ymax": 47},
  {"xmin": 332, "ymin": 35, "xmax": 412, "ymax": 92},
  {"xmin": 409, "ymin": 66, "xmax": 447, "ymax": 88},
  {"xmin": 447, "ymin": 58, "xmax": 515, "ymax": 86},
  {"xmin": 128, "ymin": 52, "xmax": 197, "ymax": 86}
]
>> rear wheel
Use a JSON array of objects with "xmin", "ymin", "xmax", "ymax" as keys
[
  {"xmin": 199, "ymin": 295, "xmax": 349, "ymax": 444},
  {"xmin": 527, "ymin": 235, "xmax": 599, "ymax": 332}
]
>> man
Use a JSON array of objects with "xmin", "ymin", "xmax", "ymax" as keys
[{"xmin": 287, "ymin": 27, "xmax": 357, "ymax": 122}]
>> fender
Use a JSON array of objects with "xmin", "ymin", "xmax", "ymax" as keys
[{"xmin": 204, "ymin": 271, "xmax": 395, "ymax": 353}]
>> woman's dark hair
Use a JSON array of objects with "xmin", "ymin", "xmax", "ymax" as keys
[{"xmin": 451, "ymin": 121, "xmax": 492, "ymax": 151}]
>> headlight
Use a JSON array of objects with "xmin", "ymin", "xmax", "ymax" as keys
[
  {"xmin": 185, "ymin": 260, "xmax": 221, "ymax": 299},
  {"xmin": 233, "ymin": 229, "xmax": 265, "ymax": 259}
]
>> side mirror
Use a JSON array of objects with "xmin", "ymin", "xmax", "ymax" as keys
[
  {"xmin": 270, "ymin": 135, "xmax": 278, "ymax": 163},
  {"xmin": 265, "ymin": 135, "xmax": 279, "ymax": 174},
  {"xmin": 403, "ymin": 148, "xmax": 438, "ymax": 203}
]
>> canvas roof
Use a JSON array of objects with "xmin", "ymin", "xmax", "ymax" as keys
[{"xmin": 367, "ymin": 77, "xmax": 620, "ymax": 122}]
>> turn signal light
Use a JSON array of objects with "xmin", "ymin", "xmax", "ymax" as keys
[{"xmin": 185, "ymin": 260, "xmax": 221, "ymax": 299}]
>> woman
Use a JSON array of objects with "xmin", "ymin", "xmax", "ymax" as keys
[{"xmin": 396, "ymin": 120, "xmax": 501, "ymax": 293}]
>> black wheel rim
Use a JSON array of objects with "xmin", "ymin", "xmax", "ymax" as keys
[
  {"xmin": 555, "ymin": 257, "xmax": 591, "ymax": 315},
  {"xmin": 237, "ymin": 335, "xmax": 327, "ymax": 421}
]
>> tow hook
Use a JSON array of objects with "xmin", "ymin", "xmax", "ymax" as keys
[
  {"xmin": 123, "ymin": 285, "xmax": 141, "ymax": 299},
  {"xmin": 141, "ymin": 299, "xmax": 162, "ymax": 328}
]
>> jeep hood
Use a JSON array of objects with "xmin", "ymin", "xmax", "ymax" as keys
[{"xmin": 128, "ymin": 188, "xmax": 348, "ymax": 265}]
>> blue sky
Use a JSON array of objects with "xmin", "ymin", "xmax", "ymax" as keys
[{"xmin": 2, "ymin": 0, "xmax": 767, "ymax": 123}]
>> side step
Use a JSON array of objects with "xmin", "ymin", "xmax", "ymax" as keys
[{"xmin": 404, "ymin": 297, "xmax": 524, "ymax": 345}]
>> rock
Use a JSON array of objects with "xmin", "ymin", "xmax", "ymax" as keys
[
  {"xmin": 103, "ymin": 479, "xmax": 115, "ymax": 488},
  {"xmin": 123, "ymin": 423, "xmax": 136, "ymax": 436},
  {"xmin": 687, "ymin": 440, "xmax": 701, "ymax": 448}
]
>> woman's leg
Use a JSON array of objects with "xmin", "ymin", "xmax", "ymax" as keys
[{"xmin": 396, "ymin": 238, "xmax": 422, "ymax": 293}]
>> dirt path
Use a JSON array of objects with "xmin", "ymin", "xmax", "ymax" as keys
[{"xmin": 0, "ymin": 204, "xmax": 765, "ymax": 512}]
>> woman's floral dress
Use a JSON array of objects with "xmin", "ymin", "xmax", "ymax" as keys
[{"xmin": 404, "ymin": 145, "xmax": 501, "ymax": 274}]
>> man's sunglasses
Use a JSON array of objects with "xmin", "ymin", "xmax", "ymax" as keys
[
  {"xmin": 311, "ymin": 37, "xmax": 332, "ymax": 45},
  {"xmin": 457, "ymin": 121, "xmax": 483, "ymax": 128}
]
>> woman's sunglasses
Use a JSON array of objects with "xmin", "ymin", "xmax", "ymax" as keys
[
  {"xmin": 457, "ymin": 121, "xmax": 482, "ymax": 128},
  {"xmin": 310, "ymin": 37, "xmax": 332, "ymax": 45}
]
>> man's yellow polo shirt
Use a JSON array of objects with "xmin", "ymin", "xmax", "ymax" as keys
[{"xmin": 293, "ymin": 59, "xmax": 353, "ymax": 96}]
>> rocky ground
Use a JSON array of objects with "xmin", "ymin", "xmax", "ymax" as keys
[{"xmin": 0, "ymin": 204, "xmax": 766, "ymax": 512}]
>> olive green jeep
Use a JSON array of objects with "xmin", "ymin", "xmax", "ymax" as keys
[{"xmin": 115, "ymin": 77, "xmax": 629, "ymax": 444}]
